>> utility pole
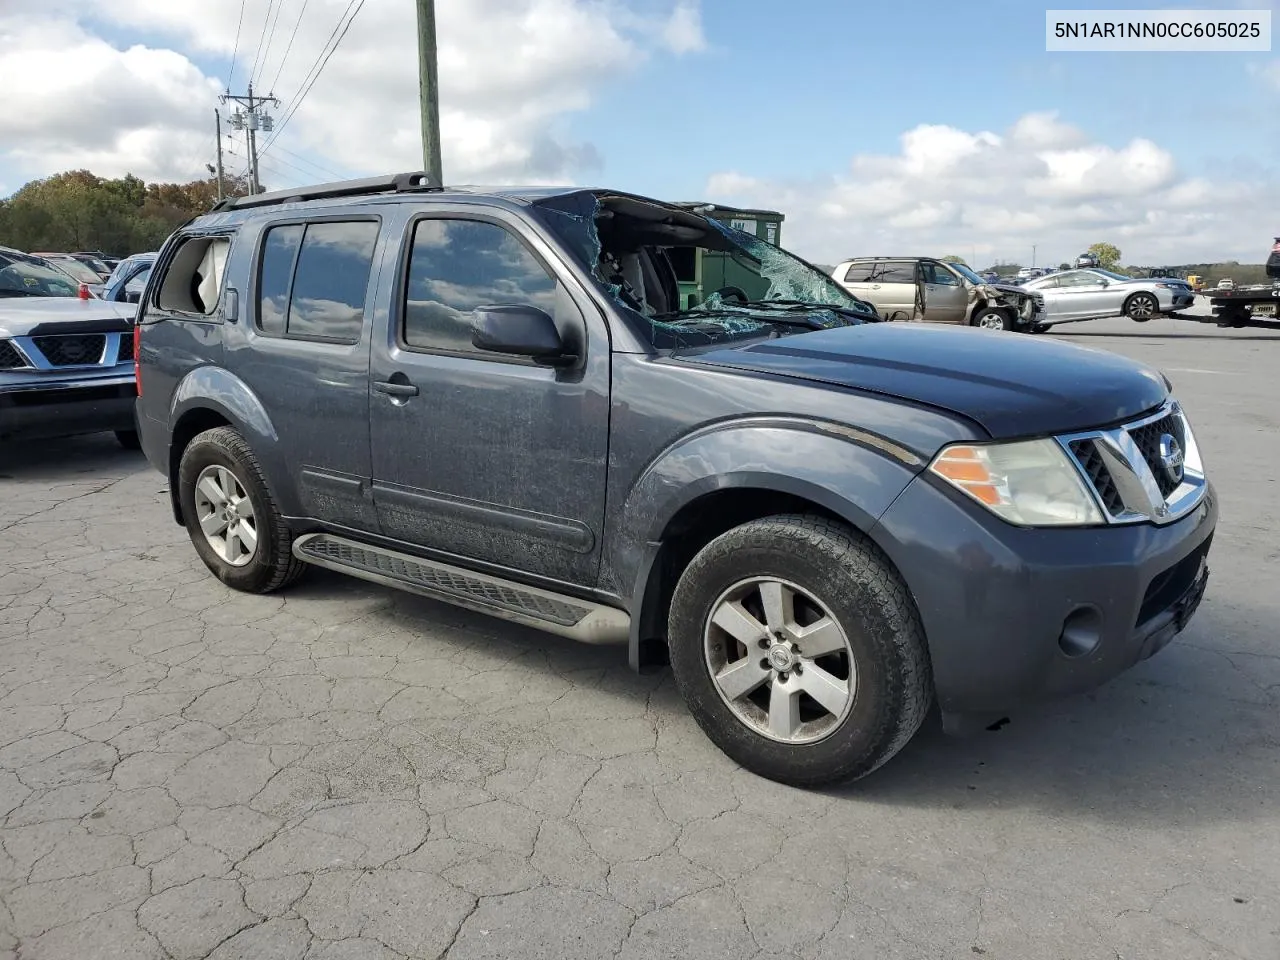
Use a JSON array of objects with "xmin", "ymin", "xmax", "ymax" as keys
[
  {"xmin": 1032, "ymin": 244, "xmax": 1038, "ymax": 268},
  {"xmin": 416, "ymin": 0, "xmax": 443, "ymax": 185},
  {"xmin": 213, "ymin": 109, "xmax": 225, "ymax": 201},
  {"xmin": 222, "ymin": 83, "xmax": 278, "ymax": 195}
]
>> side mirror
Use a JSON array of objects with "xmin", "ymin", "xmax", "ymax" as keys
[{"xmin": 472, "ymin": 304, "xmax": 575, "ymax": 365}]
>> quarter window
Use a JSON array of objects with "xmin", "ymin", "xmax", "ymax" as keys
[
  {"xmin": 402, "ymin": 218, "xmax": 557, "ymax": 355},
  {"xmin": 257, "ymin": 220, "xmax": 379, "ymax": 343}
]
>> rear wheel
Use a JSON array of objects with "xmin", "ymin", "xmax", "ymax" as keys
[
  {"xmin": 667, "ymin": 514, "xmax": 932, "ymax": 787},
  {"xmin": 1125, "ymin": 292, "xmax": 1158, "ymax": 322},
  {"xmin": 177, "ymin": 426, "xmax": 306, "ymax": 593},
  {"xmin": 114, "ymin": 429, "xmax": 141, "ymax": 450}
]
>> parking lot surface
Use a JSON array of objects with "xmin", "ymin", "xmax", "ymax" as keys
[{"xmin": 2, "ymin": 312, "xmax": 1278, "ymax": 960}]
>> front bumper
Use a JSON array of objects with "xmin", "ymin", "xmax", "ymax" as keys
[
  {"xmin": 0, "ymin": 374, "xmax": 137, "ymax": 441},
  {"xmin": 874, "ymin": 473, "xmax": 1217, "ymax": 720}
]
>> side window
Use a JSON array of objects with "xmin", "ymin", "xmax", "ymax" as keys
[
  {"xmin": 842, "ymin": 262, "xmax": 875, "ymax": 283},
  {"xmin": 156, "ymin": 236, "xmax": 232, "ymax": 316},
  {"xmin": 257, "ymin": 220, "xmax": 379, "ymax": 343},
  {"xmin": 402, "ymin": 218, "xmax": 557, "ymax": 356},
  {"xmin": 874, "ymin": 261, "xmax": 916, "ymax": 284},
  {"xmin": 1056, "ymin": 272, "xmax": 1096, "ymax": 288},
  {"xmin": 923, "ymin": 262, "xmax": 959, "ymax": 285}
]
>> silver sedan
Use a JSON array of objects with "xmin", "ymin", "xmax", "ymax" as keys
[{"xmin": 1020, "ymin": 269, "xmax": 1195, "ymax": 327}]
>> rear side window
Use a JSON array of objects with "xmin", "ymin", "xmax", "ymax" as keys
[
  {"xmin": 257, "ymin": 220, "xmax": 379, "ymax": 343},
  {"xmin": 842, "ymin": 262, "xmax": 875, "ymax": 283},
  {"xmin": 873, "ymin": 261, "xmax": 916, "ymax": 284}
]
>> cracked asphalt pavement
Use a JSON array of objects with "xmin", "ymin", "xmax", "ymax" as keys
[{"xmin": 1, "ymin": 314, "xmax": 1278, "ymax": 959}]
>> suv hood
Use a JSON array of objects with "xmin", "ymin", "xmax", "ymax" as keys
[
  {"xmin": 683, "ymin": 322, "xmax": 1169, "ymax": 438},
  {"xmin": 0, "ymin": 297, "xmax": 134, "ymax": 337}
]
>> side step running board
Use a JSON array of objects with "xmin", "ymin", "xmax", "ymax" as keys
[{"xmin": 292, "ymin": 533, "xmax": 629, "ymax": 645}]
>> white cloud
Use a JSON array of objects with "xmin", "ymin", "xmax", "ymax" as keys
[
  {"xmin": 662, "ymin": 1, "xmax": 707, "ymax": 54},
  {"xmin": 704, "ymin": 112, "xmax": 1280, "ymax": 267},
  {"xmin": 1249, "ymin": 58, "xmax": 1280, "ymax": 91},
  {"xmin": 0, "ymin": 0, "xmax": 704, "ymax": 188}
]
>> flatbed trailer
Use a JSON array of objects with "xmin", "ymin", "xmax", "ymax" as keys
[
  {"xmin": 1188, "ymin": 238, "xmax": 1280, "ymax": 329},
  {"xmin": 1196, "ymin": 283, "xmax": 1280, "ymax": 328}
]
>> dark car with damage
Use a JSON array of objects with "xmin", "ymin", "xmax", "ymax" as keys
[{"xmin": 132, "ymin": 173, "xmax": 1216, "ymax": 786}]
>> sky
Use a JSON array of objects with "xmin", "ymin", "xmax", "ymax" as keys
[{"xmin": 0, "ymin": 0, "xmax": 1277, "ymax": 267}]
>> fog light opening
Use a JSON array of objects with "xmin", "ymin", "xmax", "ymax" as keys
[{"xmin": 1058, "ymin": 606, "xmax": 1103, "ymax": 659}]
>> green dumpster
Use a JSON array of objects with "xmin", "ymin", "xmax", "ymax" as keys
[{"xmin": 669, "ymin": 203, "xmax": 785, "ymax": 309}]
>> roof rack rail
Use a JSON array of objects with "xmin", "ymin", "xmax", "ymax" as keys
[{"xmin": 209, "ymin": 171, "xmax": 443, "ymax": 213}]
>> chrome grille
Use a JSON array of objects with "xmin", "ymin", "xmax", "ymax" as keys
[
  {"xmin": 1060, "ymin": 401, "xmax": 1206, "ymax": 526},
  {"xmin": 0, "ymin": 340, "xmax": 27, "ymax": 370},
  {"xmin": 32, "ymin": 334, "xmax": 105, "ymax": 366}
]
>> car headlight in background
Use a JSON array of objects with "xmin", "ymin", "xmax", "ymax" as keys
[{"xmin": 928, "ymin": 439, "xmax": 1103, "ymax": 527}]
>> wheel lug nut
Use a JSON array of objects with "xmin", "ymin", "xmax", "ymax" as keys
[
  {"xmin": 759, "ymin": 659, "xmax": 769, "ymax": 670},
  {"xmin": 759, "ymin": 638, "xmax": 770, "ymax": 649}
]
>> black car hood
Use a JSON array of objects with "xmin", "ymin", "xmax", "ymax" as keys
[{"xmin": 683, "ymin": 322, "xmax": 1169, "ymax": 439}]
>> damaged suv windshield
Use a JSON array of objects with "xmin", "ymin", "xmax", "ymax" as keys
[{"xmin": 531, "ymin": 192, "xmax": 880, "ymax": 349}]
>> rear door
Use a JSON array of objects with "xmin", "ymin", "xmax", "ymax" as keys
[
  {"xmin": 920, "ymin": 261, "xmax": 968, "ymax": 323},
  {"xmin": 229, "ymin": 215, "xmax": 383, "ymax": 532},
  {"xmin": 868, "ymin": 261, "xmax": 918, "ymax": 320},
  {"xmin": 837, "ymin": 261, "xmax": 876, "ymax": 301}
]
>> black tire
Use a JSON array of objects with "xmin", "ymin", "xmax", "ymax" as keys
[
  {"xmin": 177, "ymin": 426, "xmax": 306, "ymax": 593},
  {"xmin": 1125, "ymin": 292, "xmax": 1158, "ymax": 322},
  {"xmin": 667, "ymin": 514, "xmax": 932, "ymax": 787},
  {"xmin": 114, "ymin": 429, "xmax": 142, "ymax": 450},
  {"xmin": 969, "ymin": 307, "xmax": 1014, "ymax": 331}
]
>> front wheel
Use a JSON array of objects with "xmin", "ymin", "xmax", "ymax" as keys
[
  {"xmin": 667, "ymin": 515, "xmax": 932, "ymax": 787},
  {"xmin": 970, "ymin": 307, "xmax": 1014, "ymax": 331},
  {"xmin": 1125, "ymin": 292, "xmax": 1159, "ymax": 322},
  {"xmin": 177, "ymin": 426, "xmax": 307, "ymax": 593}
]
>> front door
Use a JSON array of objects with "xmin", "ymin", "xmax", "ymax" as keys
[
  {"xmin": 920, "ymin": 261, "xmax": 968, "ymax": 323},
  {"xmin": 369, "ymin": 209, "xmax": 610, "ymax": 588},
  {"xmin": 1051, "ymin": 270, "xmax": 1112, "ymax": 320}
]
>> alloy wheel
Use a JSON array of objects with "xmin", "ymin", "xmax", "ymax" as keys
[
  {"xmin": 703, "ymin": 577, "xmax": 857, "ymax": 743},
  {"xmin": 193, "ymin": 464, "xmax": 259, "ymax": 567}
]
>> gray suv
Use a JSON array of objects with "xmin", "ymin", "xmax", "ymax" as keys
[{"xmin": 134, "ymin": 173, "xmax": 1216, "ymax": 786}]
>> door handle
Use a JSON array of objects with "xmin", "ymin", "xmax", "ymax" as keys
[{"xmin": 373, "ymin": 379, "xmax": 419, "ymax": 398}]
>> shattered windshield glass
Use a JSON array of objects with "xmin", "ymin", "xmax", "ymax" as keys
[{"xmin": 531, "ymin": 193, "xmax": 880, "ymax": 350}]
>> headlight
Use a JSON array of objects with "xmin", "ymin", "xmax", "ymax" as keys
[{"xmin": 928, "ymin": 439, "xmax": 1103, "ymax": 527}]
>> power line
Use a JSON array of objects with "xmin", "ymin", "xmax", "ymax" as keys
[
  {"xmin": 267, "ymin": 141, "xmax": 343, "ymax": 179},
  {"xmin": 266, "ymin": 0, "xmax": 310, "ymax": 95},
  {"xmin": 259, "ymin": 148, "xmax": 334, "ymax": 183},
  {"xmin": 272, "ymin": 0, "xmax": 355, "ymax": 110},
  {"xmin": 227, "ymin": 0, "xmax": 247, "ymax": 90},
  {"xmin": 255, "ymin": 0, "xmax": 288, "ymax": 87},
  {"xmin": 261, "ymin": 0, "xmax": 365, "ymax": 155},
  {"xmin": 249, "ymin": 0, "xmax": 277, "ymax": 87}
]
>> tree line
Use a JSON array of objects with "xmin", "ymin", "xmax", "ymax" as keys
[{"xmin": 0, "ymin": 170, "xmax": 251, "ymax": 257}]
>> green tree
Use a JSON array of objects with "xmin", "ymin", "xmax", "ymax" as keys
[
  {"xmin": 1087, "ymin": 242, "xmax": 1122, "ymax": 270},
  {"xmin": 0, "ymin": 170, "xmax": 251, "ymax": 256},
  {"xmin": 941, "ymin": 254, "xmax": 967, "ymax": 265},
  {"xmin": 1058, "ymin": 262, "xmax": 1070, "ymax": 270}
]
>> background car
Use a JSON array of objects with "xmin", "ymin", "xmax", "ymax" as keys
[
  {"xmin": 68, "ymin": 252, "xmax": 114, "ymax": 279},
  {"xmin": 831, "ymin": 256, "xmax": 1044, "ymax": 329},
  {"xmin": 102, "ymin": 252, "xmax": 157, "ymax": 303},
  {"xmin": 1075, "ymin": 252, "xmax": 1100, "ymax": 269},
  {"xmin": 1217, "ymin": 278, "xmax": 1235, "ymax": 290},
  {"xmin": 1020, "ymin": 268, "xmax": 1195, "ymax": 326},
  {"xmin": 29, "ymin": 252, "xmax": 105, "ymax": 293},
  {"xmin": 0, "ymin": 258, "xmax": 82, "ymax": 298}
]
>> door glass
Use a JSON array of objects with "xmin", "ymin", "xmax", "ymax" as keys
[
  {"xmin": 256, "ymin": 221, "xmax": 379, "ymax": 342},
  {"xmin": 258, "ymin": 224, "xmax": 303, "ymax": 336},
  {"xmin": 1056, "ymin": 272, "xmax": 1098, "ymax": 288},
  {"xmin": 873, "ymin": 261, "xmax": 915, "ymax": 283},
  {"xmin": 842, "ymin": 263, "xmax": 875, "ymax": 283},
  {"xmin": 287, "ymin": 222, "xmax": 379, "ymax": 341},
  {"xmin": 402, "ymin": 219, "xmax": 557, "ymax": 355},
  {"xmin": 923, "ymin": 262, "xmax": 959, "ymax": 285}
]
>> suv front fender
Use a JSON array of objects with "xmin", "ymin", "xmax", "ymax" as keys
[{"xmin": 611, "ymin": 416, "xmax": 948, "ymax": 668}]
